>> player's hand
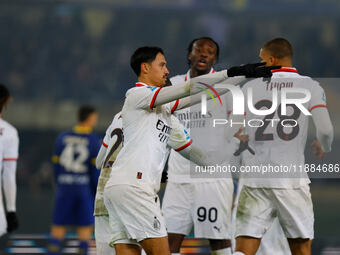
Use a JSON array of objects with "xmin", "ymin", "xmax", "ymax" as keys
[
  {"xmin": 312, "ymin": 140, "xmax": 325, "ymax": 158},
  {"xmin": 6, "ymin": 212, "xmax": 19, "ymax": 233},
  {"xmin": 234, "ymin": 127, "xmax": 249, "ymax": 143},
  {"xmin": 227, "ymin": 62, "xmax": 281, "ymax": 78}
]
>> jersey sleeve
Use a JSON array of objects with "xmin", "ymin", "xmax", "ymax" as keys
[
  {"xmin": 3, "ymin": 128, "xmax": 19, "ymax": 161},
  {"xmin": 168, "ymin": 115, "xmax": 192, "ymax": 151},
  {"xmin": 309, "ymin": 80, "xmax": 327, "ymax": 112},
  {"xmin": 102, "ymin": 112, "xmax": 122, "ymax": 148},
  {"xmin": 126, "ymin": 86, "xmax": 162, "ymax": 110}
]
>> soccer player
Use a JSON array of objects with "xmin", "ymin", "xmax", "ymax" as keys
[
  {"xmin": 233, "ymin": 38, "xmax": 334, "ymax": 255},
  {"xmin": 48, "ymin": 105, "xmax": 101, "ymax": 255},
  {"xmin": 102, "ymin": 46, "xmax": 275, "ymax": 255},
  {"xmin": 162, "ymin": 37, "xmax": 238, "ymax": 255},
  {"xmin": 94, "ymin": 112, "xmax": 122, "ymax": 255},
  {"xmin": 0, "ymin": 84, "xmax": 19, "ymax": 240},
  {"xmin": 94, "ymin": 111, "xmax": 192, "ymax": 255}
]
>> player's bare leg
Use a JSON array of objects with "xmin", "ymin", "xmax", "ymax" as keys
[
  {"xmin": 76, "ymin": 226, "xmax": 93, "ymax": 254},
  {"xmin": 168, "ymin": 233, "xmax": 185, "ymax": 253},
  {"xmin": 115, "ymin": 243, "xmax": 142, "ymax": 255},
  {"xmin": 50, "ymin": 225, "xmax": 66, "ymax": 239},
  {"xmin": 235, "ymin": 236, "xmax": 261, "ymax": 255},
  {"xmin": 287, "ymin": 238, "xmax": 312, "ymax": 255},
  {"xmin": 209, "ymin": 239, "xmax": 232, "ymax": 254},
  {"xmin": 140, "ymin": 237, "xmax": 170, "ymax": 255}
]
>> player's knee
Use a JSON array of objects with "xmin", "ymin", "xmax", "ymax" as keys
[{"xmin": 209, "ymin": 239, "xmax": 231, "ymax": 250}]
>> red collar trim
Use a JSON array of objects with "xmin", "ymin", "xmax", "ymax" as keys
[
  {"xmin": 271, "ymin": 68, "xmax": 298, "ymax": 74},
  {"xmin": 136, "ymin": 82, "xmax": 147, "ymax": 87}
]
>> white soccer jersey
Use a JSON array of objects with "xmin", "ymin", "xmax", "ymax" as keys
[
  {"xmin": 105, "ymin": 82, "xmax": 192, "ymax": 193},
  {"xmin": 0, "ymin": 118, "xmax": 19, "ymax": 162},
  {"xmin": 168, "ymin": 69, "xmax": 237, "ymax": 183},
  {"xmin": 241, "ymin": 67, "xmax": 327, "ymax": 188},
  {"xmin": 94, "ymin": 112, "xmax": 123, "ymax": 216}
]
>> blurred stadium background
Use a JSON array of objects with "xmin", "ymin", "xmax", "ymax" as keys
[{"xmin": 1, "ymin": 0, "xmax": 340, "ymax": 254}]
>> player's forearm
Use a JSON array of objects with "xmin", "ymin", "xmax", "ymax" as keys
[
  {"xmin": 154, "ymin": 70, "xmax": 229, "ymax": 107},
  {"xmin": 175, "ymin": 76, "xmax": 247, "ymax": 110},
  {"xmin": 312, "ymin": 107, "xmax": 334, "ymax": 152},
  {"xmin": 96, "ymin": 145, "xmax": 107, "ymax": 169},
  {"xmin": 3, "ymin": 161, "xmax": 17, "ymax": 212}
]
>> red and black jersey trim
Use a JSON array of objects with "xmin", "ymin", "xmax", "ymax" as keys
[
  {"xmin": 271, "ymin": 68, "xmax": 298, "ymax": 74},
  {"xmin": 309, "ymin": 104, "xmax": 327, "ymax": 111},
  {"xmin": 175, "ymin": 139, "xmax": 192, "ymax": 152},
  {"xmin": 150, "ymin": 87, "xmax": 162, "ymax": 109},
  {"xmin": 171, "ymin": 99, "xmax": 179, "ymax": 114},
  {"xmin": 102, "ymin": 141, "xmax": 108, "ymax": 148},
  {"xmin": 3, "ymin": 158, "xmax": 17, "ymax": 161}
]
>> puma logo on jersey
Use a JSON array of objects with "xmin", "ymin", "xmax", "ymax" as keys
[{"xmin": 213, "ymin": 226, "xmax": 221, "ymax": 232}]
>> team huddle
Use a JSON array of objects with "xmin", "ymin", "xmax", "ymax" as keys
[
  {"xmin": 90, "ymin": 37, "xmax": 333, "ymax": 255},
  {"xmin": 35, "ymin": 36, "xmax": 333, "ymax": 255}
]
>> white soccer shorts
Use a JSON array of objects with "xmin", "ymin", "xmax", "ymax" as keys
[
  {"xmin": 103, "ymin": 184, "xmax": 167, "ymax": 246},
  {"xmin": 162, "ymin": 180, "xmax": 234, "ymax": 239},
  {"xmin": 235, "ymin": 185, "xmax": 314, "ymax": 239}
]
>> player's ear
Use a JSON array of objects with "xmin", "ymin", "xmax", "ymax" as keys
[{"xmin": 140, "ymin": 62, "xmax": 150, "ymax": 74}]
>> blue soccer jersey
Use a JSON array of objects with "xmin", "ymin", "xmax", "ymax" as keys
[{"xmin": 52, "ymin": 125, "xmax": 101, "ymax": 226}]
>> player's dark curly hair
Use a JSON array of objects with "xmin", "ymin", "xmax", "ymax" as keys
[
  {"xmin": 0, "ymin": 84, "xmax": 10, "ymax": 113},
  {"xmin": 187, "ymin": 37, "xmax": 220, "ymax": 66},
  {"xmin": 78, "ymin": 105, "xmax": 96, "ymax": 123},
  {"xmin": 130, "ymin": 46, "xmax": 164, "ymax": 76}
]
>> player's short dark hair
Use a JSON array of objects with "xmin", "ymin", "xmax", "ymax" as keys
[
  {"xmin": 0, "ymin": 84, "xmax": 10, "ymax": 113},
  {"xmin": 262, "ymin": 38, "xmax": 293, "ymax": 59},
  {"xmin": 78, "ymin": 105, "xmax": 96, "ymax": 122},
  {"xmin": 130, "ymin": 46, "xmax": 164, "ymax": 76},
  {"xmin": 187, "ymin": 37, "xmax": 220, "ymax": 65}
]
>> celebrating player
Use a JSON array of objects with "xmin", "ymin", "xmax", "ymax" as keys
[
  {"xmin": 162, "ymin": 37, "xmax": 239, "ymax": 255},
  {"xmin": 0, "ymin": 84, "xmax": 19, "ymax": 241},
  {"xmin": 233, "ymin": 38, "xmax": 334, "ymax": 255},
  {"xmin": 48, "ymin": 105, "xmax": 101, "ymax": 255},
  {"xmin": 103, "ymin": 46, "xmax": 276, "ymax": 255}
]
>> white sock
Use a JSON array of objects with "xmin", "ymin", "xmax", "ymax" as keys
[
  {"xmin": 171, "ymin": 253, "xmax": 180, "ymax": 255},
  {"xmin": 211, "ymin": 247, "xmax": 232, "ymax": 255},
  {"xmin": 233, "ymin": 252, "xmax": 246, "ymax": 255}
]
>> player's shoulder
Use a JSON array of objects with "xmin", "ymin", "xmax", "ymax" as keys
[
  {"xmin": 108, "ymin": 111, "xmax": 123, "ymax": 130},
  {"xmin": 170, "ymin": 74, "xmax": 186, "ymax": 85},
  {"xmin": 0, "ymin": 119, "xmax": 18, "ymax": 137}
]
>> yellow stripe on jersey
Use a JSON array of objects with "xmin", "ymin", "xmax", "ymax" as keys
[
  {"xmin": 73, "ymin": 125, "xmax": 93, "ymax": 134},
  {"xmin": 52, "ymin": 155, "xmax": 59, "ymax": 163},
  {"xmin": 91, "ymin": 157, "xmax": 97, "ymax": 166}
]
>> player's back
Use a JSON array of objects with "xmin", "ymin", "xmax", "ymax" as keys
[
  {"xmin": 241, "ymin": 68, "xmax": 326, "ymax": 187},
  {"xmin": 53, "ymin": 126, "xmax": 100, "ymax": 191}
]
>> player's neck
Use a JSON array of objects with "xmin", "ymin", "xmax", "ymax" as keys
[
  {"xmin": 275, "ymin": 59, "xmax": 293, "ymax": 68},
  {"xmin": 190, "ymin": 68, "xmax": 210, "ymax": 78},
  {"xmin": 138, "ymin": 76, "xmax": 161, "ymax": 87}
]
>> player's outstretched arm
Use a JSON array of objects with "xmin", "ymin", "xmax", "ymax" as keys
[
  {"xmin": 311, "ymin": 107, "xmax": 333, "ymax": 153},
  {"xmin": 152, "ymin": 70, "xmax": 230, "ymax": 108},
  {"xmin": 174, "ymin": 77, "xmax": 247, "ymax": 111}
]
